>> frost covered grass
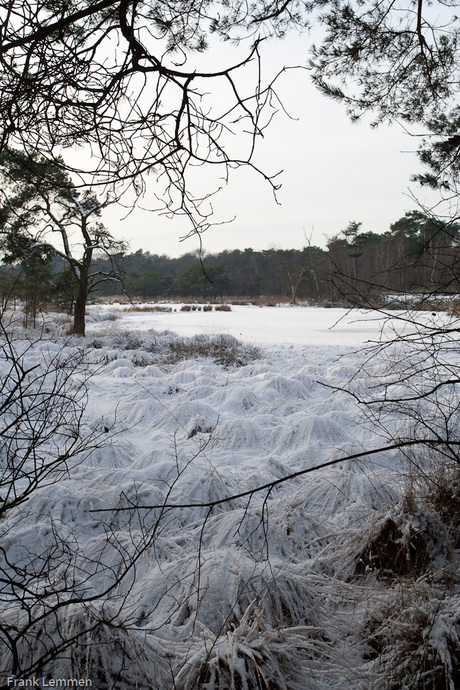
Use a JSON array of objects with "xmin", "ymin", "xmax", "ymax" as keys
[
  {"xmin": 86, "ymin": 328, "xmax": 261, "ymax": 367},
  {"xmin": 0, "ymin": 306, "xmax": 459, "ymax": 688}
]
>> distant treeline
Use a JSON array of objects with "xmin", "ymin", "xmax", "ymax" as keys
[
  {"xmin": 2, "ymin": 211, "xmax": 460, "ymax": 314},
  {"xmin": 92, "ymin": 211, "xmax": 460, "ymax": 303}
]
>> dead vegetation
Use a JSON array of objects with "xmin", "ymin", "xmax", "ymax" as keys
[
  {"xmin": 362, "ymin": 578, "xmax": 460, "ymax": 690},
  {"xmin": 86, "ymin": 329, "xmax": 261, "ymax": 369},
  {"xmin": 164, "ymin": 333, "xmax": 256, "ymax": 366},
  {"xmin": 349, "ymin": 460, "xmax": 460, "ymax": 689},
  {"xmin": 122, "ymin": 305, "xmax": 173, "ymax": 313}
]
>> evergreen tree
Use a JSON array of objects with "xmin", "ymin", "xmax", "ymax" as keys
[
  {"xmin": 1, "ymin": 234, "xmax": 55, "ymax": 327},
  {"xmin": 0, "ymin": 149, "xmax": 125, "ymax": 334}
]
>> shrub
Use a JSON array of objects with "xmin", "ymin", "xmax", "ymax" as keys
[
  {"xmin": 122, "ymin": 305, "xmax": 172, "ymax": 313},
  {"xmin": 351, "ymin": 461, "xmax": 460, "ymax": 689},
  {"xmin": 165, "ymin": 333, "xmax": 260, "ymax": 367},
  {"xmin": 362, "ymin": 581, "xmax": 460, "ymax": 690},
  {"xmin": 84, "ymin": 329, "xmax": 261, "ymax": 368},
  {"xmin": 354, "ymin": 512, "xmax": 431, "ymax": 579},
  {"xmin": 172, "ymin": 608, "xmax": 314, "ymax": 690}
]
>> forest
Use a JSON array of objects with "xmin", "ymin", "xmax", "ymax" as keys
[{"xmin": 2, "ymin": 211, "xmax": 459, "ymax": 315}]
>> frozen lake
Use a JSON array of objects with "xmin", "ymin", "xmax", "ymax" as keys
[{"xmin": 87, "ymin": 303, "xmax": 401, "ymax": 347}]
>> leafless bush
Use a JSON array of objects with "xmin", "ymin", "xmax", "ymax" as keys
[
  {"xmin": 408, "ymin": 458, "xmax": 460, "ymax": 548},
  {"xmin": 0, "ymin": 323, "xmax": 99, "ymax": 518},
  {"xmin": 362, "ymin": 579, "xmax": 460, "ymax": 690},
  {"xmin": 0, "ymin": 323, "xmax": 170, "ymax": 684}
]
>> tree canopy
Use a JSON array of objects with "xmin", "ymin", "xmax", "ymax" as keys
[
  {"xmin": 1, "ymin": 1, "xmax": 459, "ymax": 250},
  {"xmin": 2, "ymin": 1, "xmax": 459, "ymax": 226},
  {"xmin": 309, "ymin": 0, "xmax": 460, "ymax": 197},
  {"xmin": 0, "ymin": 149, "xmax": 125, "ymax": 334},
  {"xmin": 0, "ymin": 1, "xmax": 311, "ymax": 236}
]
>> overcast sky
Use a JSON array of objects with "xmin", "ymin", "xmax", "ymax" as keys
[{"xmin": 100, "ymin": 31, "xmax": 440, "ymax": 258}]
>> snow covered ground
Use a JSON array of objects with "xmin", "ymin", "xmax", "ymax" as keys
[
  {"xmin": 1, "ymin": 305, "xmax": 459, "ymax": 689},
  {"xmin": 89, "ymin": 302, "xmax": 390, "ymax": 346}
]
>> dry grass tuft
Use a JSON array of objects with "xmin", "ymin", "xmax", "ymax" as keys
[
  {"xmin": 87, "ymin": 329, "xmax": 261, "ymax": 368},
  {"xmin": 122, "ymin": 305, "xmax": 172, "ymax": 313},
  {"xmin": 164, "ymin": 333, "xmax": 259, "ymax": 367},
  {"xmin": 355, "ymin": 514, "xmax": 430, "ymax": 579},
  {"xmin": 351, "ymin": 458, "xmax": 460, "ymax": 689},
  {"xmin": 362, "ymin": 579, "xmax": 460, "ymax": 689}
]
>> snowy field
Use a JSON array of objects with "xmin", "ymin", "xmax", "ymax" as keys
[
  {"xmin": 1, "ymin": 305, "xmax": 459, "ymax": 689},
  {"xmin": 90, "ymin": 303, "xmax": 390, "ymax": 346}
]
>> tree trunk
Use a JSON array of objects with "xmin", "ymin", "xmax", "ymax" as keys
[
  {"xmin": 72, "ymin": 283, "xmax": 87, "ymax": 336},
  {"xmin": 72, "ymin": 262, "xmax": 90, "ymax": 336}
]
